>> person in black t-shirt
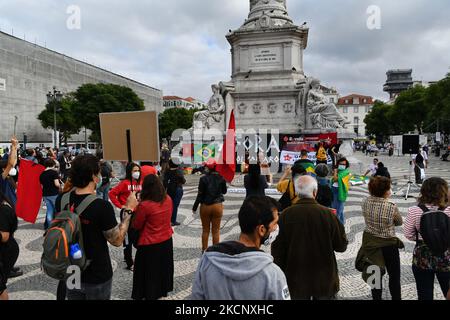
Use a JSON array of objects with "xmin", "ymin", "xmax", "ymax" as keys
[
  {"xmin": 0, "ymin": 189, "xmax": 19, "ymax": 301},
  {"xmin": 39, "ymin": 158, "xmax": 61, "ymax": 230},
  {"xmin": 244, "ymin": 164, "xmax": 268, "ymax": 198},
  {"xmin": 55, "ymin": 154, "xmax": 138, "ymax": 300}
]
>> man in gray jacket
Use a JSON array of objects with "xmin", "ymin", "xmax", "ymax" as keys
[{"xmin": 191, "ymin": 196, "xmax": 290, "ymax": 300}]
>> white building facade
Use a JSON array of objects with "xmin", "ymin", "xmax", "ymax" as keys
[{"xmin": 337, "ymin": 94, "xmax": 374, "ymax": 138}]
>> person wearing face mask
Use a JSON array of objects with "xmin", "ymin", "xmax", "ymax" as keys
[
  {"xmin": 39, "ymin": 158, "xmax": 61, "ymax": 230},
  {"xmin": 332, "ymin": 157, "xmax": 351, "ymax": 225},
  {"xmin": 54, "ymin": 155, "xmax": 138, "ymax": 300},
  {"xmin": 357, "ymin": 177, "xmax": 403, "ymax": 300},
  {"xmin": 191, "ymin": 196, "xmax": 290, "ymax": 300},
  {"xmin": 109, "ymin": 162, "xmax": 142, "ymax": 270},
  {"xmin": 272, "ymin": 175, "xmax": 348, "ymax": 300}
]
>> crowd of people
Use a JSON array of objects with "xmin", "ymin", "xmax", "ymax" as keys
[{"xmin": 0, "ymin": 137, "xmax": 450, "ymax": 301}]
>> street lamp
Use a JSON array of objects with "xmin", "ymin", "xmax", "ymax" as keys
[{"xmin": 46, "ymin": 86, "xmax": 63, "ymax": 149}]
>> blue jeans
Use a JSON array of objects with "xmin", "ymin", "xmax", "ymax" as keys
[
  {"xmin": 66, "ymin": 279, "xmax": 113, "ymax": 300},
  {"xmin": 332, "ymin": 187, "xmax": 345, "ymax": 225},
  {"xmin": 44, "ymin": 195, "xmax": 58, "ymax": 229},
  {"xmin": 171, "ymin": 187, "xmax": 184, "ymax": 224}
]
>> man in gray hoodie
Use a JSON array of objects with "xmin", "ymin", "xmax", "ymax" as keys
[{"xmin": 191, "ymin": 196, "xmax": 290, "ymax": 300}]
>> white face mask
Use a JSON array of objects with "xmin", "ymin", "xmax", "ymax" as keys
[
  {"xmin": 132, "ymin": 172, "xmax": 141, "ymax": 180},
  {"xmin": 263, "ymin": 225, "xmax": 280, "ymax": 246},
  {"xmin": 9, "ymin": 168, "xmax": 17, "ymax": 177},
  {"xmin": 338, "ymin": 165, "xmax": 346, "ymax": 171}
]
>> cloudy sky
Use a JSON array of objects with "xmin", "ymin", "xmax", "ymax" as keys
[{"xmin": 1, "ymin": 0, "xmax": 449, "ymax": 102}]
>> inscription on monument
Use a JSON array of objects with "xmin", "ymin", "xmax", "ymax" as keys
[
  {"xmin": 251, "ymin": 47, "xmax": 281, "ymax": 64},
  {"xmin": 0, "ymin": 78, "xmax": 5, "ymax": 91}
]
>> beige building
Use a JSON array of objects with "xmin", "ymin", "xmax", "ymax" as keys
[{"xmin": 337, "ymin": 94, "xmax": 374, "ymax": 138}]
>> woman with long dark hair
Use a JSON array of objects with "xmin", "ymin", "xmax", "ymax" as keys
[
  {"xmin": 109, "ymin": 162, "xmax": 142, "ymax": 270},
  {"xmin": 244, "ymin": 164, "xmax": 268, "ymax": 198},
  {"xmin": 404, "ymin": 177, "xmax": 450, "ymax": 300},
  {"xmin": 163, "ymin": 159, "xmax": 186, "ymax": 227},
  {"xmin": 0, "ymin": 189, "xmax": 19, "ymax": 300},
  {"xmin": 132, "ymin": 175, "xmax": 174, "ymax": 300}
]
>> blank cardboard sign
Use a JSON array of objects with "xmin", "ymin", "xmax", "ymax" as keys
[{"xmin": 100, "ymin": 111, "xmax": 160, "ymax": 162}]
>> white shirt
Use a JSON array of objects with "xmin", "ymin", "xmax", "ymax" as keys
[{"xmin": 368, "ymin": 164, "xmax": 377, "ymax": 175}]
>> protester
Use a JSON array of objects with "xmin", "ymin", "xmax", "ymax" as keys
[
  {"xmin": 160, "ymin": 144, "xmax": 171, "ymax": 177},
  {"xmin": 0, "ymin": 189, "xmax": 19, "ymax": 301},
  {"xmin": 272, "ymin": 175, "xmax": 348, "ymax": 300},
  {"xmin": 413, "ymin": 149, "xmax": 426, "ymax": 184},
  {"xmin": 316, "ymin": 142, "xmax": 328, "ymax": 165},
  {"xmin": 315, "ymin": 164, "xmax": 333, "ymax": 208},
  {"xmin": 0, "ymin": 138, "xmax": 18, "ymax": 207},
  {"xmin": 55, "ymin": 154, "xmax": 138, "ymax": 300},
  {"xmin": 192, "ymin": 159, "xmax": 228, "ymax": 253},
  {"xmin": 364, "ymin": 158, "xmax": 379, "ymax": 177},
  {"xmin": 330, "ymin": 141, "xmax": 341, "ymax": 168},
  {"xmin": 97, "ymin": 160, "xmax": 113, "ymax": 201},
  {"xmin": 374, "ymin": 162, "xmax": 391, "ymax": 179},
  {"xmin": 192, "ymin": 196, "xmax": 290, "ymax": 300},
  {"xmin": 132, "ymin": 175, "xmax": 174, "ymax": 300},
  {"xmin": 40, "ymin": 158, "xmax": 61, "ymax": 230},
  {"xmin": 358, "ymin": 177, "xmax": 403, "ymax": 300},
  {"xmin": 244, "ymin": 164, "xmax": 268, "ymax": 198},
  {"xmin": 404, "ymin": 177, "xmax": 450, "ymax": 300},
  {"xmin": 58, "ymin": 150, "xmax": 72, "ymax": 182},
  {"xmin": 109, "ymin": 162, "xmax": 142, "ymax": 270},
  {"xmin": 294, "ymin": 150, "xmax": 316, "ymax": 176},
  {"xmin": 140, "ymin": 162, "xmax": 158, "ymax": 180},
  {"xmin": 163, "ymin": 159, "xmax": 186, "ymax": 227},
  {"xmin": 332, "ymin": 157, "xmax": 351, "ymax": 225},
  {"xmin": 24, "ymin": 148, "xmax": 38, "ymax": 164},
  {"xmin": 277, "ymin": 163, "xmax": 307, "ymax": 208}
]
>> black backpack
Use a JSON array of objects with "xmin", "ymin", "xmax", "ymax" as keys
[
  {"xmin": 316, "ymin": 184, "xmax": 333, "ymax": 208},
  {"xmin": 417, "ymin": 205, "xmax": 450, "ymax": 257},
  {"xmin": 279, "ymin": 181, "xmax": 295, "ymax": 211}
]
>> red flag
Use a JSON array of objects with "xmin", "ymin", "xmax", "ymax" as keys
[
  {"xmin": 216, "ymin": 110, "xmax": 236, "ymax": 183},
  {"xmin": 16, "ymin": 160, "xmax": 45, "ymax": 223}
]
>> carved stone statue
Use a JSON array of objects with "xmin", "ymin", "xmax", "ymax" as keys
[
  {"xmin": 303, "ymin": 78, "xmax": 350, "ymax": 130},
  {"xmin": 193, "ymin": 84, "xmax": 226, "ymax": 130}
]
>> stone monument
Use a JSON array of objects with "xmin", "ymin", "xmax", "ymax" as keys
[{"xmin": 191, "ymin": 0, "xmax": 356, "ymax": 160}]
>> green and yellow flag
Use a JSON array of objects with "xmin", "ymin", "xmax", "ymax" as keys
[
  {"xmin": 338, "ymin": 169, "xmax": 351, "ymax": 202},
  {"xmin": 194, "ymin": 144, "xmax": 216, "ymax": 163}
]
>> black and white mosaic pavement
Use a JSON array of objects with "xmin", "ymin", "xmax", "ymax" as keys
[{"xmin": 7, "ymin": 153, "xmax": 450, "ymax": 300}]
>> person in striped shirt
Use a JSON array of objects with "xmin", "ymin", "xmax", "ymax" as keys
[{"xmin": 404, "ymin": 177, "xmax": 450, "ymax": 300}]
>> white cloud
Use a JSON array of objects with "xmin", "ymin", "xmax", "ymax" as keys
[{"xmin": 0, "ymin": 0, "xmax": 449, "ymax": 102}]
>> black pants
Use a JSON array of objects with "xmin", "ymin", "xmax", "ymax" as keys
[
  {"xmin": 371, "ymin": 246, "xmax": 402, "ymax": 300},
  {"xmin": 120, "ymin": 210, "xmax": 133, "ymax": 268},
  {"xmin": 412, "ymin": 265, "xmax": 450, "ymax": 300},
  {"xmin": 414, "ymin": 165, "xmax": 424, "ymax": 184}
]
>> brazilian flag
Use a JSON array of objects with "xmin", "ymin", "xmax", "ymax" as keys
[
  {"xmin": 302, "ymin": 163, "xmax": 316, "ymax": 176},
  {"xmin": 194, "ymin": 144, "xmax": 216, "ymax": 163},
  {"xmin": 338, "ymin": 169, "xmax": 351, "ymax": 202}
]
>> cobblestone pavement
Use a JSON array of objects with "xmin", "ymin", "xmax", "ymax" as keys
[{"xmin": 7, "ymin": 152, "xmax": 450, "ymax": 300}]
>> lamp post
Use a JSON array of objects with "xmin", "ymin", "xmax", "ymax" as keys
[{"xmin": 46, "ymin": 86, "xmax": 63, "ymax": 149}]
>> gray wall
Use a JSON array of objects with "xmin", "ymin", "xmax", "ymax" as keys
[{"xmin": 0, "ymin": 31, "xmax": 163, "ymax": 144}]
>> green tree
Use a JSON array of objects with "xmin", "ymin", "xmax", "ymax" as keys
[
  {"xmin": 159, "ymin": 108, "xmax": 199, "ymax": 140},
  {"xmin": 424, "ymin": 75, "xmax": 450, "ymax": 133},
  {"xmin": 364, "ymin": 100, "xmax": 395, "ymax": 141},
  {"xmin": 72, "ymin": 83, "xmax": 145, "ymax": 143},
  {"xmin": 38, "ymin": 94, "xmax": 81, "ymax": 145},
  {"xmin": 392, "ymin": 85, "xmax": 428, "ymax": 134}
]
